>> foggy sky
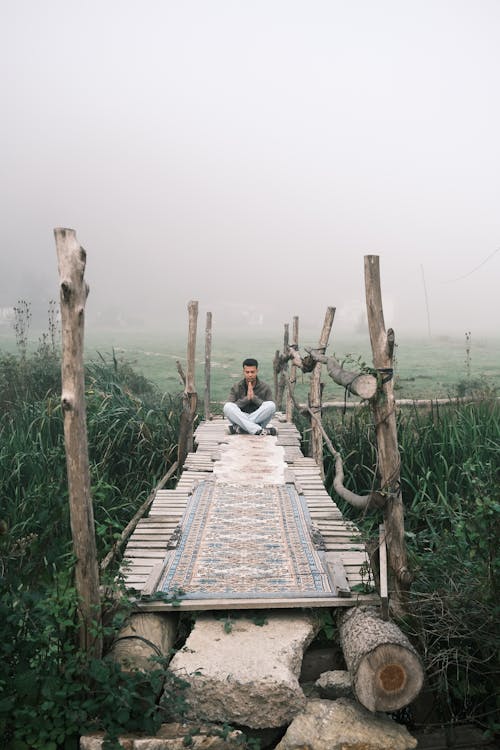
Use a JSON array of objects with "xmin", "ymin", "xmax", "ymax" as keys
[{"xmin": 1, "ymin": 0, "xmax": 499, "ymax": 339}]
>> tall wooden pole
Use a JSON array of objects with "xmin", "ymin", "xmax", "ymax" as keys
[
  {"xmin": 364, "ymin": 255, "xmax": 411, "ymax": 611},
  {"xmin": 177, "ymin": 300, "xmax": 198, "ymax": 469},
  {"xmin": 54, "ymin": 227, "xmax": 102, "ymax": 658},
  {"xmin": 277, "ymin": 322, "xmax": 289, "ymax": 410},
  {"xmin": 204, "ymin": 311, "xmax": 212, "ymax": 421},
  {"xmin": 309, "ymin": 306, "xmax": 335, "ymax": 477},
  {"xmin": 286, "ymin": 316, "xmax": 299, "ymax": 422}
]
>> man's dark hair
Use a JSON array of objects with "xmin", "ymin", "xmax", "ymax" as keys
[{"xmin": 242, "ymin": 358, "xmax": 258, "ymax": 368}]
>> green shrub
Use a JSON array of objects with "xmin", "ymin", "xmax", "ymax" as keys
[{"xmin": 0, "ymin": 569, "xmax": 188, "ymax": 749}]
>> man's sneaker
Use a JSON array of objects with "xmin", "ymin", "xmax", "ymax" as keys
[
  {"xmin": 228, "ymin": 424, "xmax": 237, "ymax": 435},
  {"xmin": 256, "ymin": 426, "xmax": 277, "ymax": 436}
]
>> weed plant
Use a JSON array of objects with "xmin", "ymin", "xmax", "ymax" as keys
[{"xmin": 319, "ymin": 400, "xmax": 500, "ymax": 736}]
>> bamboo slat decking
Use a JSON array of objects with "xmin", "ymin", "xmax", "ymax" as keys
[{"xmin": 121, "ymin": 415, "xmax": 378, "ymax": 610}]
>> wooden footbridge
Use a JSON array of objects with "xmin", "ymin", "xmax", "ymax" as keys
[
  {"xmin": 121, "ymin": 414, "xmax": 379, "ymax": 611},
  {"xmin": 55, "ymin": 232, "xmax": 422, "ymax": 715}
]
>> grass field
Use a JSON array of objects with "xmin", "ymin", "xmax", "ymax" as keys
[
  {"xmin": 83, "ymin": 328, "xmax": 500, "ymax": 403},
  {"xmin": 1, "ymin": 324, "xmax": 499, "ymax": 403}
]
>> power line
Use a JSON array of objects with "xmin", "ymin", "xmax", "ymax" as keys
[{"xmin": 445, "ymin": 247, "xmax": 500, "ymax": 282}]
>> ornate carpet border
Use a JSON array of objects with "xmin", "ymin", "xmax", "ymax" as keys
[{"xmin": 159, "ymin": 480, "xmax": 336, "ymax": 600}]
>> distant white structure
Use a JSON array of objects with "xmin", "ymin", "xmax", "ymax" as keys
[{"xmin": 0, "ymin": 307, "xmax": 14, "ymax": 326}]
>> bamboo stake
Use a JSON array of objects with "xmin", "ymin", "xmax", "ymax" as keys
[
  {"xmin": 309, "ymin": 306, "xmax": 335, "ymax": 476},
  {"xmin": 364, "ymin": 255, "xmax": 411, "ymax": 612},
  {"xmin": 204, "ymin": 312, "xmax": 212, "ymax": 421},
  {"xmin": 54, "ymin": 227, "xmax": 101, "ymax": 658}
]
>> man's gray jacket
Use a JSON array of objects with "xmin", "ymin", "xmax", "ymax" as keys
[{"xmin": 227, "ymin": 377, "xmax": 273, "ymax": 413}]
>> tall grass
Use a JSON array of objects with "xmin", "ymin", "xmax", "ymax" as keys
[
  {"xmin": 0, "ymin": 352, "xmax": 182, "ymax": 579},
  {"xmin": 1, "ymin": 335, "xmax": 498, "ymax": 742},
  {"xmin": 0, "ymin": 348, "xmax": 185, "ymax": 747},
  {"xmin": 320, "ymin": 399, "xmax": 500, "ymax": 734}
]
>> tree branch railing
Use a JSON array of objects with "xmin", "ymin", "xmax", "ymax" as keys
[
  {"xmin": 288, "ymin": 347, "xmax": 377, "ymax": 401},
  {"xmin": 286, "ymin": 385, "xmax": 386, "ymax": 511}
]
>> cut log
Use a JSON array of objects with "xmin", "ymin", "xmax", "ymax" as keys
[
  {"xmin": 307, "ymin": 349, "xmax": 378, "ymax": 400},
  {"xmin": 339, "ymin": 605, "xmax": 423, "ymax": 712}
]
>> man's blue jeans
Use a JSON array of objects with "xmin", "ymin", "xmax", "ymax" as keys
[{"xmin": 223, "ymin": 401, "xmax": 276, "ymax": 434}]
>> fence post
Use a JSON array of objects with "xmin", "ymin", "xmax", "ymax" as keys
[
  {"xmin": 204, "ymin": 311, "xmax": 212, "ymax": 421},
  {"xmin": 276, "ymin": 323, "xmax": 289, "ymax": 411},
  {"xmin": 54, "ymin": 227, "xmax": 102, "ymax": 659},
  {"xmin": 364, "ymin": 255, "xmax": 411, "ymax": 611},
  {"xmin": 309, "ymin": 307, "xmax": 335, "ymax": 477},
  {"xmin": 177, "ymin": 300, "xmax": 198, "ymax": 469},
  {"xmin": 286, "ymin": 316, "xmax": 299, "ymax": 422}
]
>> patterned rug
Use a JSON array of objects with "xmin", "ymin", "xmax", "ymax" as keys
[{"xmin": 159, "ymin": 480, "xmax": 335, "ymax": 599}]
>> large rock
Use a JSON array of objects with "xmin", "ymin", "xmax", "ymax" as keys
[
  {"xmin": 315, "ymin": 670, "xmax": 353, "ymax": 700},
  {"xmin": 110, "ymin": 613, "xmax": 178, "ymax": 671},
  {"xmin": 80, "ymin": 722, "xmax": 244, "ymax": 749},
  {"xmin": 275, "ymin": 698, "xmax": 418, "ymax": 750},
  {"xmin": 167, "ymin": 612, "xmax": 318, "ymax": 728}
]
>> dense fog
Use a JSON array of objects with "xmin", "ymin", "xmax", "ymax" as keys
[{"xmin": 1, "ymin": 1, "xmax": 499, "ymax": 340}]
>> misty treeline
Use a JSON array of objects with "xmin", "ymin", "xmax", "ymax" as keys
[{"xmin": 0, "ymin": 305, "xmax": 499, "ymax": 747}]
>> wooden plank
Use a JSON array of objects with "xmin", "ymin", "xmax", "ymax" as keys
[
  {"xmin": 142, "ymin": 561, "xmax": 166, "ymax": 596},
  {"xmin": 119, "ymin": 415, "xmax": 377, "ymax": 610},
  {"xmin": 324, "ymin": 553, "xmax": 351, "ymax": 597},
  {"xmin": 123, "ymin": 549, "xmax": 167, "ymax": 559},
  {"xmin": 132, "ymin": 593, "xmax": 379, "ymax": 612}
]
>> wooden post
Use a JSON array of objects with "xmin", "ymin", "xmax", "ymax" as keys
[
  {"xmin": 272, "ymin": 349, "xmax": 280, "ymax": 403},
  {"xmin": 54, "ymin": 227, "xmax": 102, "ymax": 659},
  {"xmin": 177, "ymin": 300, "xmax": 198, "ymax": 469},
  {"xmin": 286, "ymin": 316, "xmax": 299, "ymax": 422},
  {"xmin": 276, "ymin": 322, "xmax": 289, "ymax": 410},
  {"xmin": 309, "ymin": 307, "xmax": 335, "ymax": 477},
  {"xmin": 364, "ymin": 256, "xmax": 411, "ymax": 611},
  {"xmin": 204, "ymin": 311, "xmax": 212, "ymax": 421}
]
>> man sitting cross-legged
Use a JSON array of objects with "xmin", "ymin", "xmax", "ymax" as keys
[{"xmin": 223, "ymin": 358, "xmax": 277, "ymax": 436}]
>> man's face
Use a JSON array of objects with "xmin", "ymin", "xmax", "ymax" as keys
[{"xmin": 243, "ymin": 365, "xmax": 258, "ymax": 385}]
